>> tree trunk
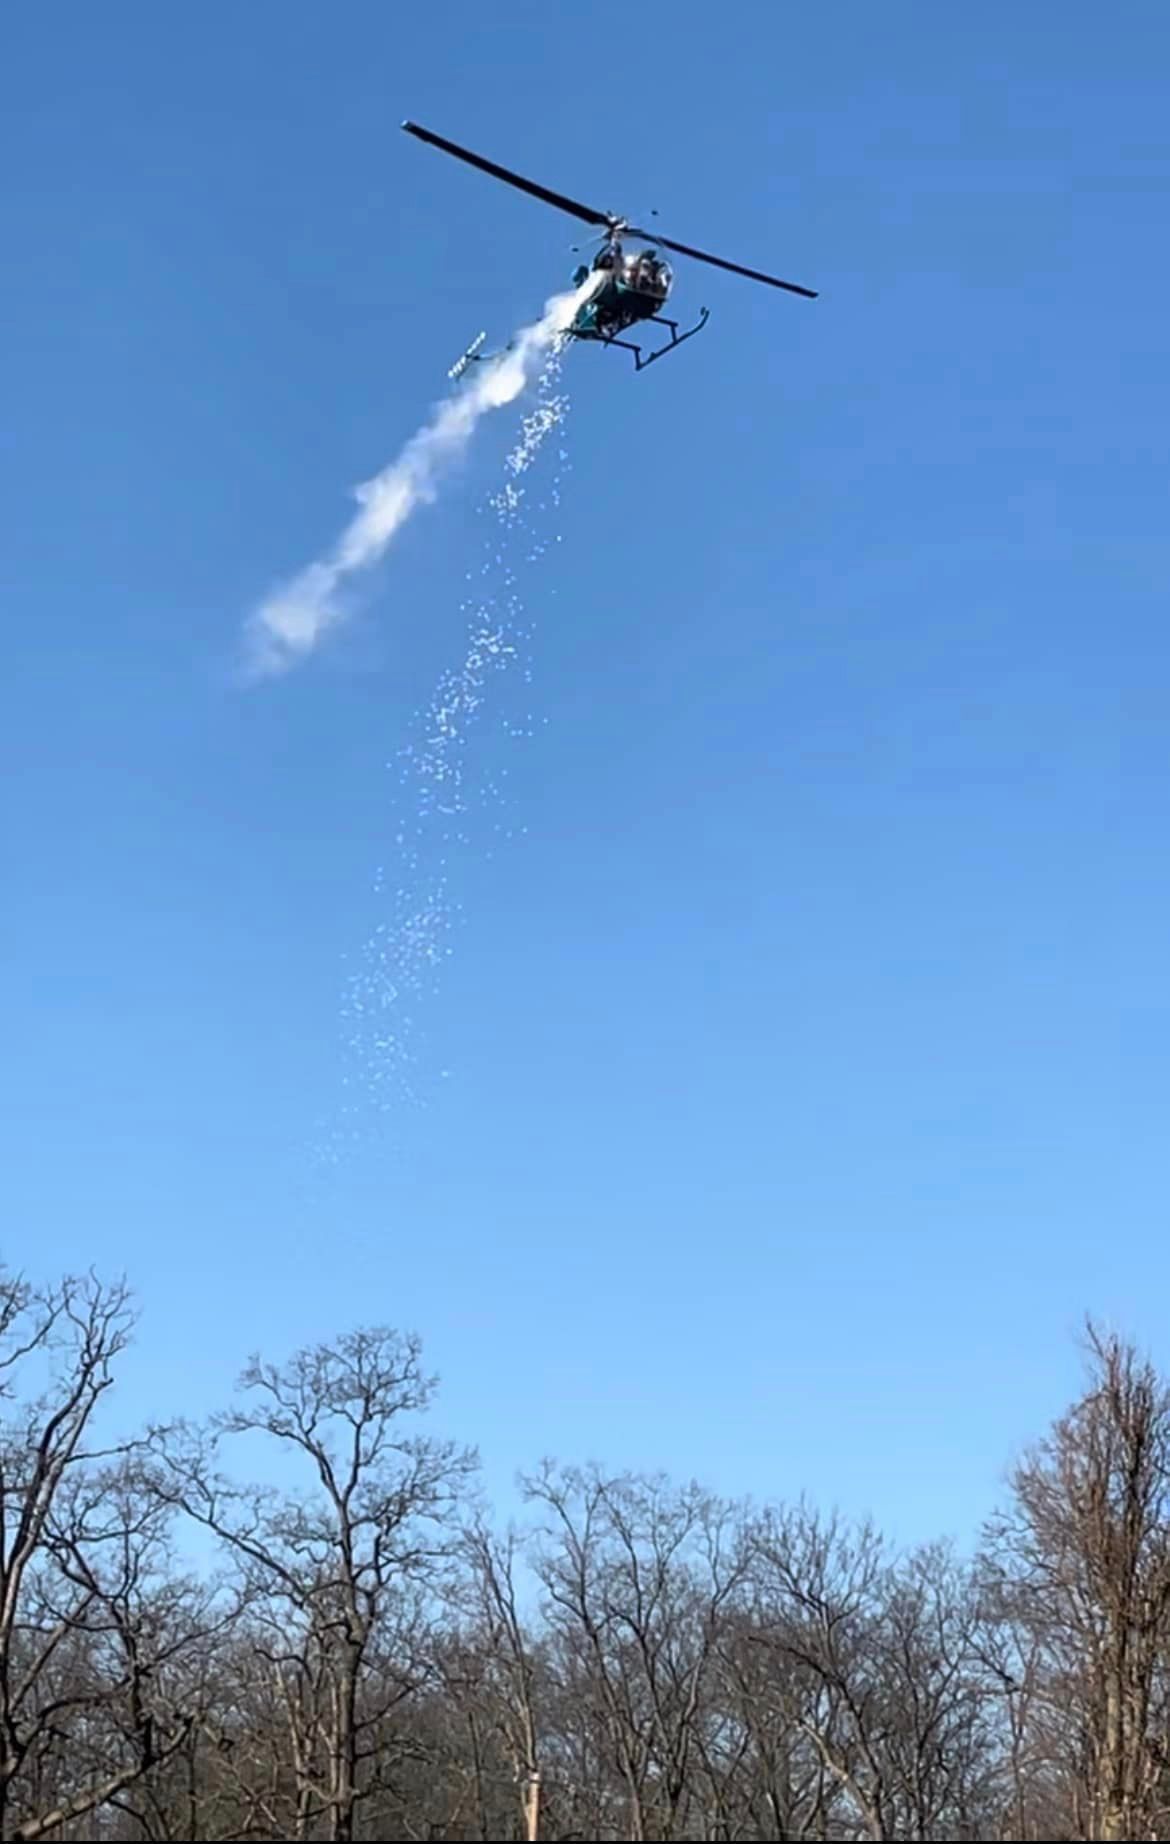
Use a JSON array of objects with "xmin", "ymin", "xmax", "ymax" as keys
[
  {"xmin": 330, "ymin": 1646, "xmax": 359, "ymax": 1843},
  {"xmin": 522, "ymin": 1770, "xmax": 540, "ymax": 1843}
]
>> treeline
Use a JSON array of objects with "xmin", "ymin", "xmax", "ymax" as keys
[{"xmin": 1, "ymin": 1270, "xmax": 1169, "ymax": 1840}]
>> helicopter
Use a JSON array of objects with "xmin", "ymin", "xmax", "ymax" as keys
[{"xmin": 402, "ymin": 121, "xmax": 817, "ymax": 374}]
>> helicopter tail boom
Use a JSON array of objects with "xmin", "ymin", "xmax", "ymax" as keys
[{"xmin": 447, "ymin": 330, "xmax": 488, "ymax": 380}]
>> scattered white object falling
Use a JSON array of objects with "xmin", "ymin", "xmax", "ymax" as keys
[
  {"xmin": 311, "ymin": 353, "xmax": 572, "ymax": 1158},
  {"xmin": 244, "ymin": 274, "xmax": 598, "ymax": 679}
]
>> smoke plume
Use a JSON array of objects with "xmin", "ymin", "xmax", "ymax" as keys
[{"xmin": 243, "ymin": 274, "xmax": 598, "ymax": 678}]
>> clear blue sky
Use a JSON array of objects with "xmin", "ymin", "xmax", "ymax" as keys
[{"xmin": 4, "ymin": 1, "xmax": 1169, "ymax": 1545}]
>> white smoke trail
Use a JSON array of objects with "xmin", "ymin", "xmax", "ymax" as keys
[{"xmin": 244, "ymin": 273, "xmax": 598, "ymax": 678}]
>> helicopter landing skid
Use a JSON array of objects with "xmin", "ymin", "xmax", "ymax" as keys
[{"xmin": 578, "ymin": 307, "xmax": 710, "ymax": 372}]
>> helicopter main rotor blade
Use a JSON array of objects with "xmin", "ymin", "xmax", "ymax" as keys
[
  {"xmin": 630, "ymin": 227, "xmax": 818, "ymax": 299},
  {"xmin": 402, "ymin": 122, "xmax": 613, "ymax": 230}
]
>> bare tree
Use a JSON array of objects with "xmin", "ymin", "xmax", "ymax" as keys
[
  {"xmin": 867, "ymin": 1542, "xmax": 997, "ymax": 1840},
  {"xmin": 0, "ymin": 1270, "xmax": 205, "ymax": 1841},
  {"xmin": 9, "ymin": 1265, "xmax": 1170, "ymax": 1841},
  {"xmin": 153, "ymin": 1327, "xmax": 475, "ymax": 1842},
  {"xmin": 741, "ymin": 1507, "xmax": 997, "ymax": 1841},
  {"xmin": 982, "ymin": 1322, "xmax": 1170, "ymax": 1841},
  {"xmin": 711, "ymin": 1606, "xmax": 840, "ymax": 1841},
  {"xmin": 524, "ymin": 1464, "xmax": 748, "ymax": 1842},
  {"xmin": 43, "ymin": 1458, "xmax": 238, "ymax": 1843},
  {"xmin": 445, "ymin": 1523, "xmax": 542, "ymax": 1839},
  {"xmin": 746, "ymin": 1505, "xmax": 896, "ymax": 1842}
]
